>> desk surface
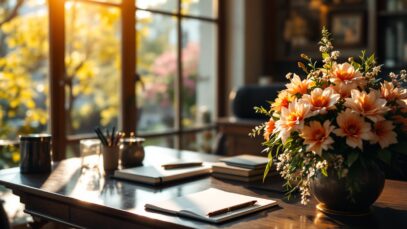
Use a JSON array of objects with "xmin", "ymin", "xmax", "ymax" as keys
[{"xmin": 0, "ymin": 146, "xmax": 406, "ymax": 229}]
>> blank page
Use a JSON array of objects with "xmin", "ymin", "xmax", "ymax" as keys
[{"xmin": 148, "ymin": 188, "xmax": 258, "ymax": 216}]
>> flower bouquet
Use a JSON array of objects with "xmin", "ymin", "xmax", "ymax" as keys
[{"xmin": 251, "ymin": 28, "xmax": 407, "ymax": 213}]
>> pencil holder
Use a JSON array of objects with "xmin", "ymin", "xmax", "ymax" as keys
[{"xmin": 102, "ymin": 145, "xmax": 119, "ymax": 172}]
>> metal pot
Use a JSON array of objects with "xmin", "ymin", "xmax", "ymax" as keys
[
  {"xmin": 19, "ymin": 134, "xmax": 52, "ymax": 173},
  {"xmin": 120, "ymin": 138, "xmax": 145, "ymax": 168}
]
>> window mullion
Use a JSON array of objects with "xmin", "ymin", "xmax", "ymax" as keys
[
  {"xmin": 175, "ymin": 0, "xmax": 183, "ymax": 149},
  {"xmin": 217, "ymin": 0, "xmax": 225, "ymax": 117},
  {"xmin": 49, "ymin": 0, "xmax": 67, "ymax": 161},
  {"xmin": 120, "ymin": 0, "xmax": 137, "ymax": 135}
]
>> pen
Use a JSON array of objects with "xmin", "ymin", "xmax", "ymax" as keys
[
  {"xmin": 207, "ymin": 200, "xmax": 257, "ymax": 217},
  {"xmin": 162, "ymin": 162, "xmax": 203, "ymax": 170}
]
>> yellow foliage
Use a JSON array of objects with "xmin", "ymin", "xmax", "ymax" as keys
[
  {"xmin": 101, "ymin": 106, "xmax": 117, "ymax": 126},
  {"xmin": 79, "ymin": 103, "xmax": 92, "ymax": 117},
  {"xmin": 0, "ymin": 0, "xmax": 166, "ymax": 138},
  {"xmin": 0, "ymin": 1, "xmax": 48, "ymax": 138},
  {"xmin": 12, "ymin": 151, "xmax": 20, "ymax": 163}
]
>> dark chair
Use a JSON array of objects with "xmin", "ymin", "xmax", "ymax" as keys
[
  {"xmin": 232, "ymin": 83, "xmax": 285, "ymax": 120},
  {"xmin": 214, "ymin": 83, "xmax": 286, "ymax": 155}
]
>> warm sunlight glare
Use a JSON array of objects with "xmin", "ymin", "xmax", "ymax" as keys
[
  {"xmin": 137, "ymin": 0, "xmax": 168, "ymax": 9},
  {"xmin": 136, "ymin": 10, "xmax": 152, "ymax": 20},
  {"xmin": 65, "ymin": 1, "xmax": 73, "ymax": 10}
]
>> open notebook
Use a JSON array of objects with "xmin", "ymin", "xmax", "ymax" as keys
[
  {"xmin": 145, "ymin": 188, "xmax": 277, "ymax": 223},
  {"xmin": 114, "ymin": 164, "xmax": 211, "ymax": 185}
]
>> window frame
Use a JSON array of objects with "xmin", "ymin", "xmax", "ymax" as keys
[{"xmin": 48, "ymin": 0, "xmax": 225, "ymax": 160}]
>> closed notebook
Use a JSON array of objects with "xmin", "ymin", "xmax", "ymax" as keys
[
  {"xmin": 114, "ymin": 164, "xmax": 211, "ymax": 185},
  {"xmin": 212, "ymin": 173, "xmax": 263, "ymax": 182},
  {"xmin": 212, "ymin": 162, "xmax": 264, "ymax": 177},
  {"xmin": 145, "ymin": 188, "xmax": 277, "ymax": 223},
  {"xmin": 220, "ymin": 155, "xmax": 269, "ymax": 169}
]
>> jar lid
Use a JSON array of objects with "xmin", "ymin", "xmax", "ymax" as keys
[
  {"xmin": 19, "ymin": 134, "xmax": 52, "ymax": 141},
  {"xmin": 120, "ymin": 137, "xmax": 145, "ymax": 143}
]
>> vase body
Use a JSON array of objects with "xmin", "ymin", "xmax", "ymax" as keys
[{"xmin": 310, "ymin": 165, "xmax": 385, "ymax": 214}]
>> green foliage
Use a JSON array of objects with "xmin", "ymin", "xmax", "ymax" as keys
[
  {"xmin": 0, "ymin": 144, "xmax": 19, "ymax": 169},
  {"xmin": 249, "ymin": 122, "xmax": 265, "ymax": 138},
  {"xmin": 347, "ymin": 151, "xmax": 359, "ymax": 167},
  {"xmin": 377, "ymin": 149, "xmax": 392, "ymax": 165}
]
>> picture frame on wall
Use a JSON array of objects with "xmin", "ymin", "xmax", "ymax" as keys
[{"xmin": 329, "ymin": 11, "xmax": 365, "ymax": 48}]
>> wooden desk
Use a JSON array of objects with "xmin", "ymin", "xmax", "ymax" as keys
[
  {"xmin": 0, "ymin": 146, "xmax": 406, "ymax": 228},
  {"xmin": 217, "ymin": 117, "xmax": 264, "ymax": 156}
]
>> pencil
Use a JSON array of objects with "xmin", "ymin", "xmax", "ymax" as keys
[
  {"xmin": 111, "ymin": 126, "xmax": 116, "ymax": 146},
  {"xmin": 207, "ymin": 200, "xmax": 257, "ymax": 217},
  {"xmin": 94, "ymin": 128, "xmax": 108, "ymax": 146}
]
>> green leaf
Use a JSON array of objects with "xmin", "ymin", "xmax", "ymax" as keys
[
  {"xmin": 347, "ymin": 151, "xmax": 359, "ymax": 167},
  {"xmin": 392, "ymin": 142, "xmax": 407, "ymax": 155},
  {"xmin": 322, "ymin": 52, "xmax": 330, "ymax": 60},
  {"xmin": 263, "ymin": 160, "xmax": 273, "ymax": 182},
  {"xmin": 321, "ymin": 168, "xmax": 328, "ymax": 177},
  {"xmin": 378, "ymin": 149, "xmax": 392, "ymax": 165}
]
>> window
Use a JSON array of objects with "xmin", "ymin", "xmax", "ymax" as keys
[
  {"xmin": 65, "ymin": 1, "xmax": 121, "ymax": 135},
  {"xmin": 0, "ymin": 0, "xmax": 49, "ymax": 168},
  {"xmin": 135, "ymin": 0, "xmax": 219, "ymax": 151},
  {"xmin": 0, "ymin": 0, "xmax": 221, "ymax": 162}
]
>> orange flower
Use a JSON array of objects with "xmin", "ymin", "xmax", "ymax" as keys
[
  {"xmin": 334, "ymin": 109, "xmax": 373, "ymax": 150},
  {"xmin": 302, "ymin": 88, "xmax": 340, "ymax": 114},
  {"xmin": 397, "ymin": 99, "xmax": 407, "ymax": 113},
  {"xmin": 330, "ymin": 62, "xmax": 363, "ymax": 85},
  {"xmin": 380, "ymin": 81, "xmax": 407, "ymax": 101},
  {"xmin": 344, "ymin": 89, "xmax": 390, "ymax": 122},
  {"xmin": 263, "ymin": 118, "xmax": 276, "ymax": 141},
  {"xmin": 271, "ymin": 90, "xmax": 294, "ymax": 112},
  {"xmin": 275, "ymin": 99, "xmax": 313, "ymax": 143},
  {"xmin": 329, "ymin": 63, "xmax": 363, "ymax": 97},
  {"xmin": 286, "ymin": 74, "xmax": 312, "ymax": 95},
  {"xmin": 370, "ymin": 120, "xmax": 398, "ymax": 149},
  {"xmin": 300, "ymin": 120, "xmax": 335, "ymax": 155},
  {"xmin": 330, "ymin": 82, "xmax": 358, "ymax": 98}
]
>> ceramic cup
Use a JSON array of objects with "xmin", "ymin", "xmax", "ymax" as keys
[{"xmin": 102, "ymin": 145, "xmax": 119, "ymax": 172}]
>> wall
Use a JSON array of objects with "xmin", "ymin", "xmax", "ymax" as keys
[{"xmin": 224, "ymin": 0, "xmax": 264, "ymax": 115}]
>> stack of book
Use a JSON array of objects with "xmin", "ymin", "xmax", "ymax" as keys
[{"xmin": 212, "ymin": 155, "xmax": 273, "ymax": 182}]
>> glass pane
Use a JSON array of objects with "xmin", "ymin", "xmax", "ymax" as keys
[
  {"xmin": 0, "ymin": 0, "xmax": 49, "ymax": 143},
  {"xmin": 181, "ymin": 19, "xmax": 217, "ymax": 128},
  {"xmin": 181, "ymin": 0, "xmax": 217, "ymax": 18},
  {"xmin": 181, "ymin": 130, "xmax": 215, "ymax": 153},
  {"xmin": 136, "ymin": 13, "xmax": 177, "ymax": 134},
  {"xmin": 65, "ymin": 1, "xmax": 121, "ymax": 135},
  {"xmin": 136, "ymin": 0, "xmax": 177, "ymax": 13}
]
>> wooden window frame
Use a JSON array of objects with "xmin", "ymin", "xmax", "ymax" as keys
[{"xmin": 48, "ymin": 0, "xmax": 225, "ymax": 160}]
